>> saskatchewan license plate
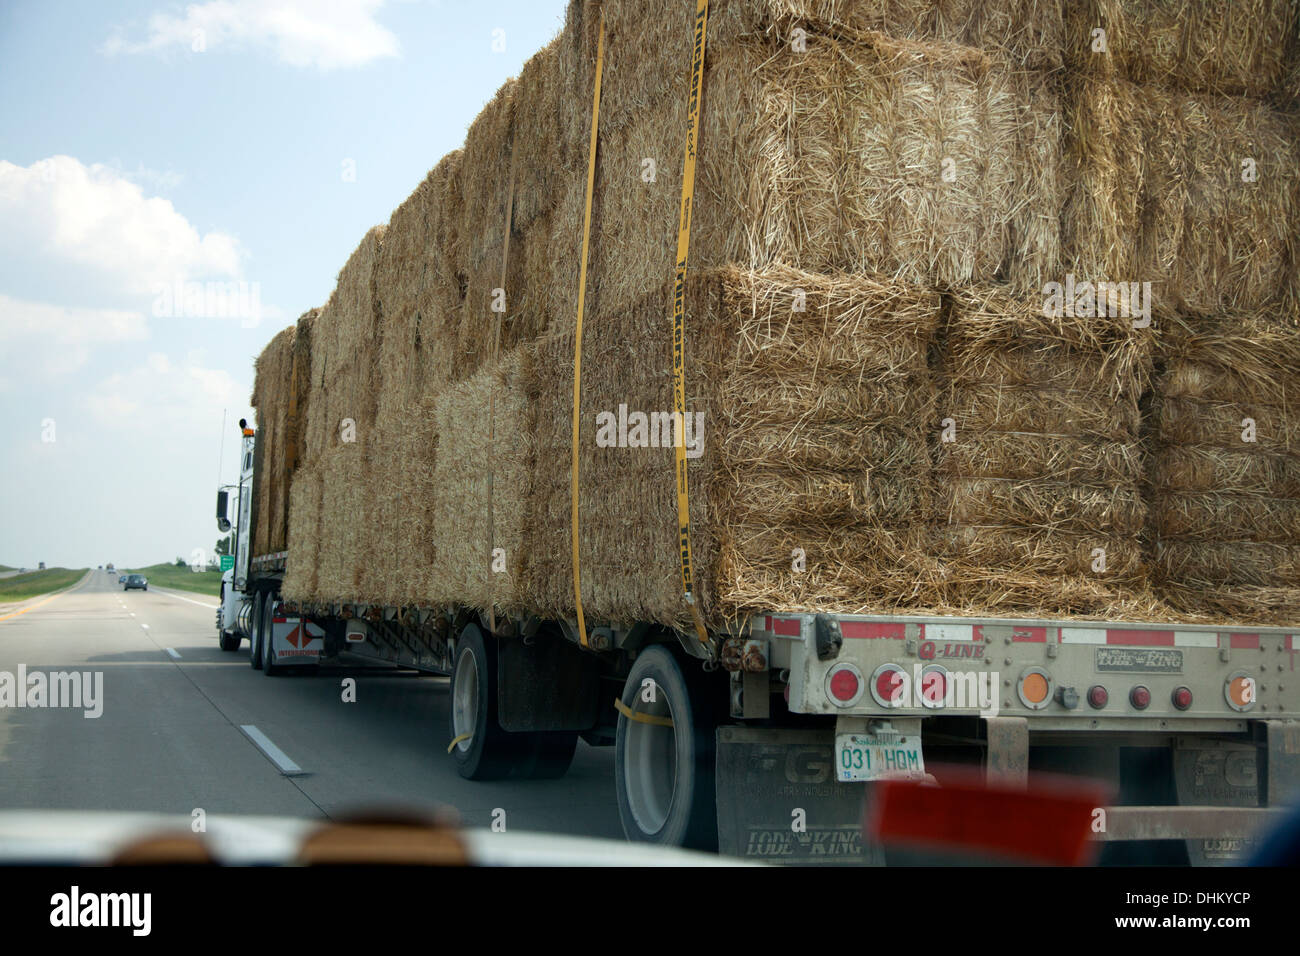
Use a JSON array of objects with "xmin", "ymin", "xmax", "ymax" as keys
[{"xmin": 835, "ymin": 733, "xmax": 924, "ymax": 783}]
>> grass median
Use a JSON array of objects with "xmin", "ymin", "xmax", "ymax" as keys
[
  {"xmin": 124, "ymin": 563, "xmax": 223, "ymax": 598},
  {"xmin": 0, "ymin": 568, "xmax": 87, "ymax": 603}
]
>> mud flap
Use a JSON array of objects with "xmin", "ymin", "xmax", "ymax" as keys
[
  {"xmin": 715, "ymin": 727, "xmax": 883, "ymax": 865},
  {"xmin": 1173, "ymin": 738, "xmax": 1260, "ymax": 865}
]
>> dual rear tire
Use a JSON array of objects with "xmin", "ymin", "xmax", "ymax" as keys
[
  {"xmin": 249, "ymin": 590, "xmax": 282, "ymax": 673},
  {"xmin": 447, "ymin": 624, "xmax": 577, "ymax": 781},
  {"xmin": 447, "ymin": 625, "xmax": 720, "ymax": 851},
  {"xmin": 614, "ymin": 645, "xmax": 719, "ymax": 851}
]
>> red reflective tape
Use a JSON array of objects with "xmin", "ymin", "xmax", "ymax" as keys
[
  {"xmin": 1011, "ymin": 626, "xmax": 1047, "ymax": 643},
  {"xmin": 865, "ymin": 772, "xmax": 1105, "ymax": 866},
  {"xmin": 1106, "ymin": 629, "xmax": 1174, "ymax": 646},
  {"xmin": 1229, "ymin": 633, "xmax": 1260, "ymax": 649},
  {"xmin": 841, "ymin": 622, "xmax": 905, "ymax": 640},
  {"xmin": 771, "ymin": 617, "xmax": 801, "ymax": 637},
  {"xmin": 272, "ymin": 617, "xmax": 288, "ymax": 624}
]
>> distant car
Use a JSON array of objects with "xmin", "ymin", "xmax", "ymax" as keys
[
  {"xmin": 123, "ymin": 575, "xmax": 147, "ymax": 591},
  {"xmin": 118, "ymin": 575, "xmax": 127, "ymax": 584}
]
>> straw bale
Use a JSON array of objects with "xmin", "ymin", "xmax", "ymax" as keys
[
  {"xmin": 1063, "ymin": 76, "xmax": 1300, "ymax": 317},
  {"xmin": 1150, "ymin": 444, "xmax": 1300, "ymax": 496},
  {"xmin": 935, "ymin": 524, "xmax": 1145, "ymax": 576},
  {"xmin": 316, "ymin": 440, "xmax": 372, "ymax": 604},
  {"xmin": 520, "ymin": 266, "xmax": 941, "ymax": 628},
  {"xmin": 453, "ymin": 81, "xmax": 517, "ymax": 273},
  {"xmin": 374, "ymin": 153, "xmax": 461, "ymax": 420},
  {"xmin": 316, "ymin": 226, "xmax": 386, "ymax": 379},
  {"xmin": 710, "ymin": 523, "xmax": 939, "ymax": 617},
  {"xmin": 251, "ymin": 325, "xmax": 296, "ymax": 556},
  {"xmin": 282, "ymin": 462, "xmax": 323, "ymax": 602},
  {"xmin": 932, "ymin": 286, "xmax": 1154, "ymax": 613},
  {"xmin": 1154, "ymin": 491, "xmax": 1300, "ymax": 541},
  {"xmin": 511, "ymin": 37, "xmax": 575, "ymax": 230},
  {"xmin": 938, "ymin": 432, "xmax": 1143, "ymax": 484},
  {"xmin": 947, "ymin": 383, "xmax": 1141, "ymax": 439},
  {"xmin": 290, "ymin": 309, "xmax": 317, "ymax": 470},
  {"xmin": 942, "ymin": 478, "xmax": 1146, "ymax": 534},
  {"xmin": 373, "ymin": 411, "xmax": 439, "ymax": 608},
  {"xmin": 1145, "ymin": 314, "xmax": 1299, "ymax": 620},
  {"xmin": 1063, "ymin": 0, "xmax": 1300, "ymax": 98},
  {"xmin": 422, "ymin": 351, "xmax": 531, "ymax": 613},
  {"xmin": 1156, "ymin": 540, "xmax": 1300, "ymax": 591},
  {"xmin": 544, "ymin": 18, "xmax": 1057, "ymax": 331},
  {"xmin": 1152, "ymin": 395, "xmax": 1300, "ymax": 448}
]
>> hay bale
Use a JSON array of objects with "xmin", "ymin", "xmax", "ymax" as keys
[
  {"xmin": 521, "ymin": 266, "xmax": 942, "ymax": 627},
  {"xmin": 290, "ymin": 308, "xmax": 318, "ymax": 471},
  {"xmin": 1063, "ymin": 76, "xmax": 1300, "ymax": 317},
  {"xmin": 1146, "ymin": 315, "xmax": 1299, "ymax": 620},
  {"xmin": 569, "ymin": 23, "xmax": 1057, "ymax": 314},
  {"xmin": 933, "ymin": 286, "xmax": 1155, "ymax": 613},
  {"xmin": 418, "ymin": 351, "xmax": 531, "ymax": 612},
  {"xmin": 250, "ymin": 325, "xmax": 296, "ymax": 556},
  {"xmin": 316, "ymin": 440, "xmax": 371, "ymax": 604},
  {"xmin": 512, "ymin": 37, "xmax": 574, "ymax": 229},
  {"xmin": 1063, "ymin": 0, "xmax": 1300, "ymax": 98},
  {"xmin": 316, "ymin": 226, "xmax": 386, "ymax": 380},
  {"xmin": 373, "ymin": 153, "xmax": 461, "ymax": 421},
  {"xmin": 282, "ymin": 462, "xmax": 323, "ymax": 602}
]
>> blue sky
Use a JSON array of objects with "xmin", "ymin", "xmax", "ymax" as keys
[{"xmin": 0, "ymin": 0, "xmax": 569, "ymax": 569}]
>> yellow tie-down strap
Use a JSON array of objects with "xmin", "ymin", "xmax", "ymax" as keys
[
  {"xmin": 571, "ymin": 12, "xmax": 606, "ymax": 649},
  {"xmin": 671, "ymin": 0, "xmax": 711, "ymax": 646},
  {"xmin": 614, "ymin": 697, "xmax": 674, "ymax": 728}
]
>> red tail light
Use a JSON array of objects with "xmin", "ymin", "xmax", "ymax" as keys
[
  {"xmin": 1130, "ymin": 685, "xmax": 1151, "ymax": 709},
  {"xmin": 825, "ymin": 663, "xmax": 864, "ymax": 707},
  {"xmin": 1171, "ymin": 686, "xmax": 1192, "ymax": 711},
  {"xmin": 1087, "ymin": 685, "xmax": 1108, "ymax": 709}
]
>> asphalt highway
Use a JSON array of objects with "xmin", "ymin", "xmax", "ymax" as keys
[{"xmin": 0, "ymin": 570, "xmax": 624, "ymax": 839}]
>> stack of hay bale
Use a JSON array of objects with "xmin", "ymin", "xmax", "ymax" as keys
[
  {"xmin": 1056, "ymin": 0, "xmax": 1300, "ymax": 623},
  {"xmin": 257, "ymin": 0, "xmax": 1298, "ymax": 628},
  {"xmin": 249, "ymin": 324, "xmax": 297, "ymax": 560},
  {"xmin": 1149, "ymin": 317, "xmax": 1300, "ymax": 621}
]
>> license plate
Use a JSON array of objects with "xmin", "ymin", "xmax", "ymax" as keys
[{"xmin": 835, "ymin": 733, "xmax": 924, "ymax": 783}]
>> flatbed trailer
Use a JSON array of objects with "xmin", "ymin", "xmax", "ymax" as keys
[{"xmin": 214, "ymin": 426, "xmax": 1299, "ymax": 864}]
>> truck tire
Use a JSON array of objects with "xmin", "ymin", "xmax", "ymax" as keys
[
  {"xmin": 249, "ymin": 591, "xmax": 265, "ymax": 670},
  {"xmin": 448, "ymin": 624, "xmax": 520, "ymax": 780},
  {"xmin": 261, "ymin": 593, "xmax": 283, "ymax": 676},
  {"xmin": 218, "ymin": 629, "xmax": 241, "ymax": 652},
  {"xmin": 518, "ymin": 732, "xmax": 579, "ymax": 780},
  {"xmin": 615, "ymin": 644, "xmax": 718, "ymax": 851}
]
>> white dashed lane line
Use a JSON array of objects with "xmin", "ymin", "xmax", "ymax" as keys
[
  {"xmin": 240, "ymin": 725, "xmax": 303, "ymax": 776},
  {"xmin": 165, "ymin": 647, "xmax": 180, "ymax": 659}
]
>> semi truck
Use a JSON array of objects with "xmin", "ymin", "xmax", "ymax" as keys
[{"xmin": 213, "ymin": 418, "xmax": 1299, "ymax": 863}]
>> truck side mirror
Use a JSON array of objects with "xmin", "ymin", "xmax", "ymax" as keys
[{"xmin": 216, "ymin": 490, "xmax": 231, "ymax": 532}]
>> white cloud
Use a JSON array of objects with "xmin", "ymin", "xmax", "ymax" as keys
[
  {"xmin": 0, "ymin": 295, "xmax": 149, "ymax": 376},
  {"xmin": 104, "ymin": 0, "xmax": 400, "ymax": 70},
  {"xmin": 0, "ymin": 156, "xmax": 243, "ymax": 299},
  {"xmin": 86, "ymin": 352, "xmax": 247, "ymax": 431}
]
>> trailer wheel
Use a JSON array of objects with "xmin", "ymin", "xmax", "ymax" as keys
[
  {"xmin": 249, "ymin": 591, "xmax": 265, "ymax": 670},
  {"xmin": 518, "ymin": 732, "xmax": 578, "ymax": 779},
  {"xmin": 218, "ymin": 629, "xmax": 241, "ymax": 652},
  {"xmin": 261, "ymin": 593, "xmax": 283, "ymax": 676},
  {"xmin": 615, "ymin": 645, "xmax": 718, "ymax": 850},
  {"xmin": 448, "ymin": 624, "xmax": 519, "ymax": 780}
]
